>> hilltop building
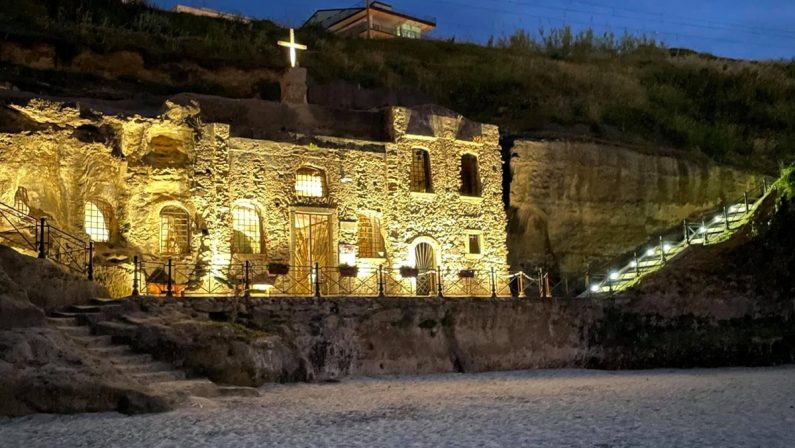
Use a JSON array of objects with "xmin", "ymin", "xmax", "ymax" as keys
[{"xmin": 304, "ymin": 2, "xmax": 435, "ymax": 39}]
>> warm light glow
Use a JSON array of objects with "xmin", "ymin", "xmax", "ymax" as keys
[
  {"xmin": 295, "ymin": 167, "xmax": 326, "ymax": 198},
  {"xmin": 609, "ymin": 272, "xmax": 619, "ymax": 280},
  {"xmin": 232, "ymin": 205, "xmax": 261, "ymax": 254},
  {"xmin": 629, "ymin": 260, "xmax": 637, "ymax": 267},
  {"xmin": 663, "ymin": 244, "xmax": 672, "ymax": 252},
  {"xmin": 699, "ymin": 226, "xmax": 707, "ymax": 234},
  {"xmin": 277, "ymin": 28, "xmax": 307, "ymax": 68},
  {"xmin": 84, "ymin": 201, "xmax": 109, "ymax": 242},
  {"xmin": 646, "ymin": 248, "xmax": 655, "ymax": 256},
  {"xmin": 590, "ymin": 284, "xmax": 600, "ymax": 293}
]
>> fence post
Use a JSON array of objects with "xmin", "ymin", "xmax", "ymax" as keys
[
  {"xmin": 634, "ymin": 251, "xmax": 640, "ymax": 277},
  {"xmin": 314, "ymin": 262, "xmax": 321, "ymax": 298},
  {"xmin": 437, "ymin": 265, "xmax": 444, "ymax": 298},
  {"xmin": 378, "ymin": 265, "xmax": 385, "ymax": 298},
  {"xmin": 607, "ymin": 270, "xmax": 613, "ymax": 296},
  {"xmin": 744, "ymin": 192, "xmax": 749, "ymax": 213},
  {"xmin": 166, "ymin": 258, "xmax": 173, "ymax": 297},
  {"xmin": 244, "ymin": 261, "xmax": 251, "ymax": 298},
  {"xmin": 132, "ymin": 255, "xmax": 140, "ymax": 296},
  {"xmin": 585, "ymin": 269, "xmax": 591, "ymax": 298},
  {"xmin": 490, "ymin": 267, "xmax": 497, "ymax": 298},
  {"xmin": 723, "ymin": 205, "xmax": 730, "ymax": 231},
  {"xmin": 659, "ymin": 236, "xmax": 666, "ymax": 264},
  {"xmin": 702, "ymin": 219, "xmax": 709, "ymax": 244},
  {"xmin": 37, "ymin": 217, "xmax": 46, "ymax": 259},
  {"xmin": 87, "ymin": 241, "xmax": 94, "ymax": 281},
  {"xmin": 538, "ymin": 268, "xmax": 544, "ymax": 298},
  {"xmin": 518, "ymin": 272, "xmax": 526, "ymax": 298},
  {"xmin": 683, "ymin": 220, "xmax": 689, "ymax": 245}
]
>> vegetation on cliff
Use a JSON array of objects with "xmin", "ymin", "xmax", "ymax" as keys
[{"xmin": 3, "ymin": 0, "xmax": 795, "ymax": 172}]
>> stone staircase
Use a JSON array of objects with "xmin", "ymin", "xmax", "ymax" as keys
[{"xmin": 48, "ymin": 301, "xmax": 259, "ymax": 400}]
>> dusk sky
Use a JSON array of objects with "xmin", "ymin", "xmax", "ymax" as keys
[{"xmin": 150, "ymin": 0, "xmax": 795, "ymax": 61}]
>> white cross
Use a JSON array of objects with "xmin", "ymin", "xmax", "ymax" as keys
[{"xmin": 278, "ymin": 28, "xmax": 307, "ymax": 68}]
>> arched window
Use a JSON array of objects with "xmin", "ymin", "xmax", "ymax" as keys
[
  {"xmin": 410, "ymin": 148, "xmax": 432, "ymax": 193},
  {"xmin": 160, "ymin": 206, "xmax": 190, "ymax": 255},
  {"xmin": 84, "ymin": 201, "xmax": 109, "ymax": 242},
  {"xmin": 357, "ymin": 214, "xmax": 386, "ymax": 258},
  {"xmin": 295, "ymin": 167, "xmax": 327, "ymax": 198},
  {"xmin": 231, "ymin": 204, "xmax": 263, "ymax": 254},
  {"xmin": 14, "ymin": 187, "xmax": 30, "ymax": 215},
  {"xmin": 460, "ymin": 154, "xmax": 482, "ymax": 197}
]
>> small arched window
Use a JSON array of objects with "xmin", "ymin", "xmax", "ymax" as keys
[
  {"xmin": 460, "ymin": 154, "xmax": 482, "ymax": 197},
  {"xmin": 14, "ymin": 187, "xmax": 30, "ymax": 215},
  {"xmin": 160, "ymin": 206, "xmax": 190, "ymax": 255},
  {"xmin": 410, "ymin": 148, "xmax": 432, "ymax": 193},
  {"xmin": 231, "ymin": 204, "xmax": 263, "ymax": 254},
  {"xmin": 295, "ymin": 167, "xmax": 327, "ymax": 198},
  {"xmin": 357, "ymin": 214, "xmax": 386, "ymax": 258},
  {"xmin": 84, "ymin": 201, "xmax": 110, "ymax": 242}
]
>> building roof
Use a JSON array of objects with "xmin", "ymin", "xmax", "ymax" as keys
[{"xmin": 303, "ymin": 2, "xmax": 436, "ymax": 29}]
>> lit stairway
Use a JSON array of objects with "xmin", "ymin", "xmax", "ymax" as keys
[
  {"xmin": 585, "ymin": 192, "xmax": 766, "ymax": 296},
  {"xmin": 48, "ymin": 303, "xmax": 259, "ymax": 399}
]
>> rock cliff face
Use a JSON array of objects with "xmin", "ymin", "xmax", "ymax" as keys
[{"xmin": 508, "ymin": 140, "xmax": 766, "ymax": 273}]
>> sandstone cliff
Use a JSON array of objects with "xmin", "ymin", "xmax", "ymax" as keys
[{"xmin": 508, "ymin": 139, "xmax": 766, "ymax": 273}]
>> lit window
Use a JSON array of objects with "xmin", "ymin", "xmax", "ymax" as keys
[
  {"xmin": 466, "ymin": 233, "xmax": 482, "ymax": 255},
  {"xmin": 357, "ymin": 214, "xmax": 386, "ymax": 258},
  {"xmin": 295, "ymin": 167, "xmax": 327, "ymax": 198},
  {"xmin": 410, "ymin": 148, "xmax": 432, "ymax": 193},
  {"xmin": 160, "ymin": 206, "xmax": 190, "ymax": 255},
  {"xmin": 232, "ymin": 205, "xmax": 262, "ymax": 254},
  {"xmin": 460, "ymin": 154, "xmax": 482, "ymax": 197},
  {"xmin": 14, "ymin": 187, "xmax": 30, "ymax": 215},
  {"xmin": 84, "ymin": 201, "xmax": 109, "ymax": 243}
]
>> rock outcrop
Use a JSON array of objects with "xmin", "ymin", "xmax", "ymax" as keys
[{"xmin": 508, "ymin": 139, "xmax": 766, "ymax": 273}]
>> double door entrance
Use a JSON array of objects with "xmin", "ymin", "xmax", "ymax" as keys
[{"xmin": 292, "ymin": 212, "xmax": 332, "ymax": 294}]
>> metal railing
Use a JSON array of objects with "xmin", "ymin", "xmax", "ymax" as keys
[
  {"xmin": 132, "ymin": 259, "xmax": 550, "ymax": 299},
  {"xmin": 0, "ymin": 201, "xmax": 94, "ymax": 280},
  {"xmin": 580, "ymin": 179, "xmax": 773, "ymax": 297}
]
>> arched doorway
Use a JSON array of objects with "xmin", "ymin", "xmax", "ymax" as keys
[{"xmin": 414, "ymin": 242, "xmax": 435, "ymax": 295}]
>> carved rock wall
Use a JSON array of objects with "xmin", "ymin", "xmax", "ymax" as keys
[{"xmin": 509, "ymin": 140, "xmax": 766, "ymax": 272}]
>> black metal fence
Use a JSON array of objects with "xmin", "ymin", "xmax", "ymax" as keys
[
  {"xmin": 0, "ymin": 201, "xmax": 93, "ymax": 279},
  {"xmin": 132, "ymin": 259, "xmax": 552, "ymax": 299}
]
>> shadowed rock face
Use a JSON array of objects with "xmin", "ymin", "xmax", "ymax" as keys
[{"xmin": 508, "ymin": 140, "xmax": 766, "ymax": 273}]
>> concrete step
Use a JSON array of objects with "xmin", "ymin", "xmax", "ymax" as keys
[
  {"xmin": 46, "ymin": 316, "xmax": 79, "ymax": 327},
  {"xmin": 57, "ymin": 325, "xmax": 91, "ymax": 336},
  {"xmin": 131, "ymin": 370, "xmax": 186, "ymax": 383},
  {"xmin": 217, "ymin": 386, "xmax": 261, "ymax": 398},
  {"xmin": 89, "ymin": 345, "xmax": 133, "ymax": 356},
  {"xmin": 153, "ymin": 379, "xmax": 220, "ymax": 398},
  {"xmin": 90, "ymin": 298, "xmax": 125, "ymax": 306},
  {"xmin": 107, "ymin": 353, "xmax": 154, "ymax": 365},
  {"xmin": 51, "ymin": 310, "xmax": 97, "ymax": 318},
  {"xmin": 116, "ymin": 361, "xmax": 175, "ymax": 374},
  {"xmin": 69, "ymin": 335, "xmax": 114, "ymax": 348}
]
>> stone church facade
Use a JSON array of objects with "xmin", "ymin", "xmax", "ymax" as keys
[{"xmin": 0, "ymin": 94, "xmax": 508, "ymax": 297}]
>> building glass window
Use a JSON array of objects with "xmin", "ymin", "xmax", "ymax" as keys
[
  {"xmin": 232, "ymin": 205, "xmax": 262, "ymax": 254},
  {"xmin": 84, "ymin": 201, "xmax": 109, "ymax": 243},
  {"xmin": 160, "ymin": 206, "xmax": 190, "ymax": 255},
  {"xmin": 467, "ymin": 233, "xmax": 482, "ymax": 255},
  {"xmin": 357, "ymin": 214, "xmax": 386, "ymax": 258},
  {"xmin": 14, "ymin": 187, "xmax": 30, "ymax": 215},
  {"xmin": 410, "ymin": 148, "xmax": 432, "ymax": 193},
  {"xmin": 295, "ymin": 167, "xmax": 327, "ymax": 198},
  {"xmin": 460, "ymin": 154, "xmax": 482, "ymax": 197}
]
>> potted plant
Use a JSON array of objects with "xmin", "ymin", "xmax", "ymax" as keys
[
  {"xmin": 339, "ymin": 264, "xmax": 359, "ymax": 277},
  {"xmin": 399, "ymin": 265, "xmax": 419, "ymax": 278},
  {"xmin": 267, "ymin": 262, "xmax": 290, "ymax": 276},
  {"xmin": 458, "ymin": 269, "xmax": 476, "ymax": 279}
]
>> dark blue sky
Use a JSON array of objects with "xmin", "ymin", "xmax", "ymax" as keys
[{"xmin": 152, "ymin": 0, "xmax": 795, "ymax": 60}]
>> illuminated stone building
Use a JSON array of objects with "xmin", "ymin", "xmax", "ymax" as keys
[{"xmin": 0, "ymin": 91, "xmax": 508, "ymax": 296}]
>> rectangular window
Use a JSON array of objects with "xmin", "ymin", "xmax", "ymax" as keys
[
  {"xmin": 232, "ymin": 206, "xmax": 262, "ymax": 254},
  {"xmin": 410, "ymin": 149, "xmax": 432, "ymax": 193},
  {"xmin": 460, "ymin": 154, "xmax": 482, "ymax": 197},
  {"xmin": 357, "ymin": 214, "xmax": 386, "ymax": 258},
  {"xmin": 296, "ymin": 168, "xmax": 327, "ymax": 198},
  {"xmin": 468, "ymin": 234, "xmax": 481, "ymax": 255}
]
